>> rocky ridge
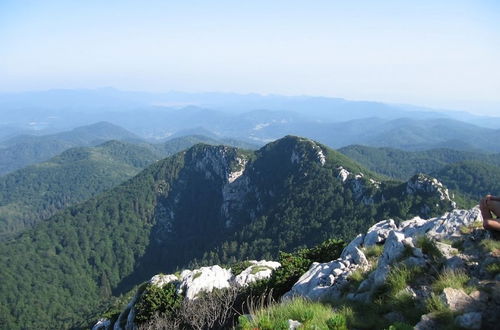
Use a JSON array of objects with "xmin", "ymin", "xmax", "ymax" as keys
[
  {"xmin": 94, "ymin": 206, "xmax": 499, "ymax": 329},
  {"xmin": 94, "ymin": 261, "xmax": 281, "ymax": 330}
]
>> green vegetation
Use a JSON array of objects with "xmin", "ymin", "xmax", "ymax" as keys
[
  {"xmin": 431, "ymin": 268, "xmax": 470, "ymax": 293},
  {"xmin": 0, "ymin": 136, "xmax": 454, "ymax": 329},
  {"xmin": 339, "ymin": 145, "xmax": 500, "ymax": 206},
  {"xmin": 0, "ymin": 121, "xmax": 142, "ymax": 175},
  {"xmin": 480, "ymin": 238, "xmax": 500, "ymax": 253},
  {"xmin": 486, "ymin": 262, "xmax": 500, "ymax": 275},
  {"xmin": 134, "ymin": 283, "xmax": 183, "ymax": 323},
  {"xmin": 363, "ymin": 244, "xmax": 384, "ymax": 260},
  {"xmin": 238, "ymin": 297, "xmax": 339, "ymax": 330},
  {"xmin": 0, "ymin": 140, "xmax": 159, "ymax": 240},
  {"xmin": 339, "ymin": 145, "xmax": 500, "ymax": 181},
  {"xmin": 385, "ymin": 265, "xmax": 419, "ymax": 297},
  {"xmin": 251, "ymin": 265, "xmax": 272, "ymax": 274},
  {"xmin": 415, "ymin": 236, "xmax": 443, "ymax": 261},
  {"xmin": 229, "ymin": 261, "xmax": 253, "ymax": 275}
]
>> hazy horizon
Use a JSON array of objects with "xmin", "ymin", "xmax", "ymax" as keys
[{"xmin": 1, "ymin": 1, "xmax": 499, "ymax": 116}]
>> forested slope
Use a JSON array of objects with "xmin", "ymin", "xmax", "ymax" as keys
[{"xmin": 0, "ymin": 136, "xmax": 455, "ymax": 329}]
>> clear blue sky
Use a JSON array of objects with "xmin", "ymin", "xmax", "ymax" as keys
[{"xmin": 1, "ymin": 0, "xmax": 499, "ymax": 115}]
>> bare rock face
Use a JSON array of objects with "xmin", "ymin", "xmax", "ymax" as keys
[
  {"xmin": 283, "ymin": 246, "xmax": 368, "ymax": 301},
  {"xmin": 150, "ymin": 274, "xmax": 178, "ymax": 287},
  {"xmin": 363, "ymin": 219, "xmax": 397, "ymax": 247},
  {"xmin": 179, "ymin": 265, "xmax": 232, "ymax": 300},
  {"xmin": 233, "ymin": 260, "xmax": 281, "ymax": 287}
]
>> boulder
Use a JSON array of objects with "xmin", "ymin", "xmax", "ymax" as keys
[
  {"xmin": 340, "ymin": 234, "xmax": 364, "ymax": 259},
  {"xmin": 441, "ymin": 288, "xmax": 474, "ymax": 312},
  {"xmin": 288, "ymin": 319, "xmax": 302, "ymax": 329},
  {"xmin": 283, "ymin": 259, "xmax": 353, "ymax": 301},
  {"xmin": 435, "ymin": 242, "xmax": 458, "ymax": 259},
  {"xmin": 179, "ymin": 265, "xmax": 232, "ymax": 300},
  {"xmin": 414, "ymin": 313, "xmax": 440, "ymax": 330},
  {"xmin": 233, "ymin": 260, "xmax": 281, "ymax": 287},
  {"xmin": 363, "ymin": 219, "xmax": 397, "ymax": 247},
  {"xmin": 373, "ymin": 231, "xmax": 405, "ymax": 287}
]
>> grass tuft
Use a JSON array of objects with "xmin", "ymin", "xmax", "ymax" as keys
[
  {"xmin": 486, "ymin": 262, "xmax": 500, "ymax": 275},
  {"xmin": 251, "ymin": 265, "xmax": 272, "ymax": 275},
  {"xmin": 238, "ymin": 297, "xmax": 337, "ymax": 329},
  {"xmin": 415, "ymin": 236, "xmax": 443, "ymax": 261},
  {"xmin": 363, "ymin": 244, "xmax": 384, "ymax": 259},
  {"xmin": 431, "ymin": 268, "xmax": 469, "ymax": 293},
  {"xmin": 480, "ymin": 239, "xmax": 500, "ymax": 253}
]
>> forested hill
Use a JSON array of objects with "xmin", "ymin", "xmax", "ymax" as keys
[
  {"xmin": 0, "ymin": 122, "xmax": 143, "ymax": 175},
  {"xmin": 0, "ymin": 135, "xmax": 258, "ymax": 241},
  {"xmin": 0, "ymin": 140, "xmax": 158, "ymax": 240},
  {"xmin": 339, "ymin": 145, "xmax": 500, "ymax": 180},
  {"xmin": 338, "ymin": 145, "xmax": 500, "ymax": 203},
  {"xmin": 0, "ymin": 136, "xmax": 455, "ymax": 329}
]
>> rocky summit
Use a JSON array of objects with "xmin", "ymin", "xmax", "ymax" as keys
[{"xmin": 94, "ymin": 206, "xmax": 499, "ymax": 329}]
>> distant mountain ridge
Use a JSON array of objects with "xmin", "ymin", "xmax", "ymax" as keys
[
  {"xmin": 339, "ymin": 144, "xmax": 500, "ymax": 203},
  {"xmin": 0, "ymin": 122, "xmax": 143, "ymax": 175},
  {"xmin": 0, "ymin": 136, "xmax": 455, "ymax": 329}
]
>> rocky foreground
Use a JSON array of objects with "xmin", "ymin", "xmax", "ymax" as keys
[{"xmin": 94, "ymin": 207, "xmax": 500, "ymax": 329}]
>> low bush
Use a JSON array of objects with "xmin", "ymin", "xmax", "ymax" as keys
[{"xmin": 134, "ymin": 283, "xmax": 182, "ymax": 324}]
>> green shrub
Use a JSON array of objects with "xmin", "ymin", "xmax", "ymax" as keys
[{"xmin": 134, "ymin": 283, "xmax": 182, "ymax": 324}]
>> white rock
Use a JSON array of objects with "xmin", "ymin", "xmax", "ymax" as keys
[
  {"xmin": 150, "ymin": 274, "xmax": 178, "ymax": 287},
  {"xmin": 92, "ymin": 319, "xmax": 111, "ymax": 330},
  {"xmin": 179, "ymin": 265, "xmax": 232, "ymax": 300},
  {"xmin": 283, "ymin": 260, "xmax": 350, "ymax": 301},
  {"xmin": 233, "ymin": 260, "xmax": 281, "ymax": 287},
  {"xmin": 337, "ymin": 166, "xmax": 350, "ymax": 182},
  {"xmin": 340, "ymin": 234, "xmax": 365, "ymax": 259},
  {"xmin": 400, "ymin": 208, "xmax": 480, "ymax": 240},
  {"xmin": 373, "ymin": 231, "xmax": 406, "ymax": 287},
  {"xmin": 288, "ymin": 319, "xmax": 302, "ymax": 329},
  {"xmin": 363, "ymin": 219, "xmax": 397, "ymax": 247}
]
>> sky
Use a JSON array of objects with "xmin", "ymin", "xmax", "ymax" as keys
[{"xmin": 1, "ymin": 0, "xmax": 499, "ymax": 116}]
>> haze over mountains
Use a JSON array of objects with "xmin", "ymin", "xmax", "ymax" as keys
[
  {"xmin": 0, "ymin": 89, "xmax": 499, "ymax": 329},
  {"xmin": 1, "ymin": 89, "xmax": 500, "ymax": 155}
]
